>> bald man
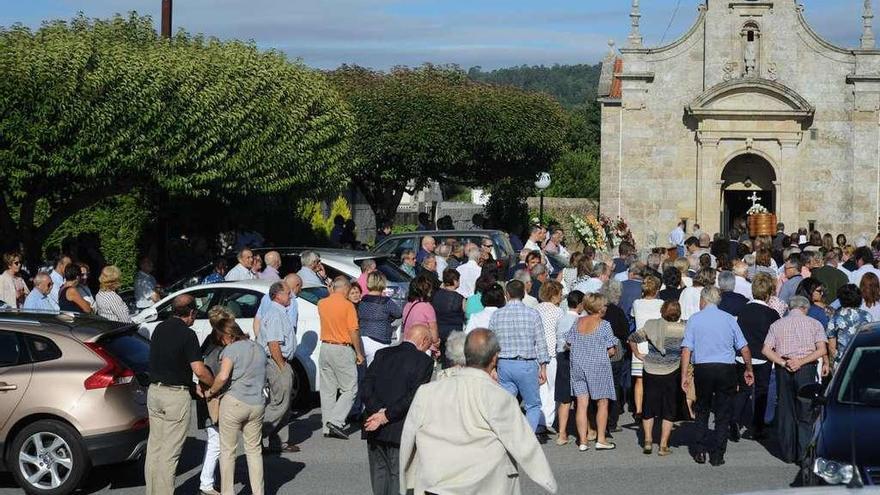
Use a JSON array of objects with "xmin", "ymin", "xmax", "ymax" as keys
[
  {"xmin": 416, "ymin": 236, "xmax": 436, "ymax": 264},
  {"xmin": 362, "ymin": 324, "xmax": 434, "ymax": 495},
  {"xmin": 261, "ymin": 250, "xmax": 282, "ymax": 282},
  {"xmin": 400, "ymin": 329, "xmax": 557, "ymax": 494},
  {"xmin": 23, "ymin": 272, "xmax": 58, "ymax": 311}
]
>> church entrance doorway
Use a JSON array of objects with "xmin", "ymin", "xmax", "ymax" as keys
[{"xmin": 720, "ymin": 153, "xmax": 776, "ymax": 236}]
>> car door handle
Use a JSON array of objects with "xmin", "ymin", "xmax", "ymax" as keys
[{"xmin": 0, "ymin": 382, "xmax": 17, "ymax": 392}]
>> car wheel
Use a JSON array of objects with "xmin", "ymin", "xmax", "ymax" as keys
[
  {"xmin": 9, "ymin": 420, "xmax": 89, "ymax": 495},
  {"xmin": 290, "ymin": 359, "xmax": 311, "ymax": 410}
]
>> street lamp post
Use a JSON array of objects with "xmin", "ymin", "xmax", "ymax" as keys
[{"xmin": 534, "ymin": 172, "xmax": 552, "ymax": 225}]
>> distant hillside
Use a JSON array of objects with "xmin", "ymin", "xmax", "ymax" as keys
[{"xmin": 467, "ymin": 63, "xmax": 602, "ymax": 110}]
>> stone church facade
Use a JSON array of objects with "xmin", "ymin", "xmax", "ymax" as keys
[{"xmin": 598, "ymin": 0, "xmax": 880, "ymax": 247}]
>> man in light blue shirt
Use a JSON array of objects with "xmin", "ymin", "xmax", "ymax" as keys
[
  {"xmin": 257, "ymin": 281, "xmax": 300, "ymax": 453},
  {"xmin": 681, "ymin": 286, "xmax": 753, "ymax": 467},
  {"xmin": 23, "ymin": 273, "xmax": 59, "ymax": 312},
  {"xmin": 254, "ymin": 274, "xmax": 300, "ymax": 338},
  {"xmin": 49, "ymin": 255, "xmax": 70, "ymax": 305}
]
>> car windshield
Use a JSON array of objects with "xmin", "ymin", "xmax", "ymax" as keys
[
  {"xmin": 373, "ymin": 258, "xmax": 412, "ymax": 282},
  {"xmin": 837, "ymin": 345, "xmax": 880, "ymax": 407}
]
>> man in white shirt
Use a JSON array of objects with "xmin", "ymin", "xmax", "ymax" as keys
[
  {"xmin": 847, "ymin": 247, "xmax": 880, "ymax": 286},
  {"xmin": 261, "ymin": 250, "xmax": 282, "ymax": 282},
  {"xmin": 668, "ymin": 222, "xmax": 686, "ymax": 258},
  {"xmin": 49, "ymin": 254, "xmax": 71, "ymax": 305},
  {"xmin": 225, "ymin": 248, "xmax": 256, "ymax": 282},
  {"xmin": 513, "ymin": 270, "xmax": 540, "ymax": 308},
  {"xmin": 732, "ymin": 261, "xmax": 753, "ymax": 300},
  {"xmin": 399, "ymin": 329, "xmax": 557, "ymax": 495},
  {"xmin": 134, "ymin": 257, "xmax": 160, "ymax": 309},
  {"xmin": 435, "ymin": 243, "xmax": 450, "ymax": 277},
  {"xmin": 455, "ymin": 246, "xmax": 482, "ymax": 298},
  {"xmin": 574, "ymin": 262, "xmax": 609, "ymax": 294},
  {"xmin": 523, "ymin": 226, "xmax": 553, "ymax": 274}
]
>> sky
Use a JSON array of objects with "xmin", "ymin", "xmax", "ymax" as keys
[{"xmin": 1, "ymin": 0, "xmax": 871, "ymax": 70}]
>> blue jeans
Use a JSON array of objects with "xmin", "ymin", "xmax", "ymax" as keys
[
  {"xmin": 677, "ymin": 245, "xmax": 686, "ymax": 258},
  {"xmin": 497, "ymin": 359, "xmax": 542, "ymax": 431}
]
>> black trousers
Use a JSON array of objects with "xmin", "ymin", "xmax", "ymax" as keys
[
  {"xmin": 608, "ymin": 359, "xmax": 627, "ymax": 429},
  {"xmin": 692, "ymin": 363, "xmax": 737, "ymax": 460},
  {"xmin": 775, "ymin": 363, "xmax": 818, "ymax": 464},
  {"xmin": 368, "ymin": 440, "xmax": 400, "ymax": 495},
  {"xmin": 732, "ymin": 362, "xmax": 772, "ymax": 435}
]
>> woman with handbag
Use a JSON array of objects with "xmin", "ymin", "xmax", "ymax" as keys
[
  {"xmin": 195, "ymin": 307, "xmax": 236, "ymax": 495},
  {"xmin": 628, "ymin": 300, "xmax": 686, "ymax": 456},
  {"xmin": 402, "ymin": 274, "xmax": 439, "ymax": 355}
]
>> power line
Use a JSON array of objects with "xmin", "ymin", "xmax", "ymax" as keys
[{"xmin": 660, "ymin": 0, "xmax": 683, "ymax": 45}]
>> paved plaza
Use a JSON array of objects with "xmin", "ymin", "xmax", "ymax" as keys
[{"xmin": 0, "ymin": 406, "xmax": 799, "ymax": 495}]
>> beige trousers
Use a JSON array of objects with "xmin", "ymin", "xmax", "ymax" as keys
[
  {"xmin": 145, "ymin": 385, "xmax": 191, "ymax": 495},
  {"xmin": 219, "ymin": 395, "xmax": 265, "ymax": 495}
]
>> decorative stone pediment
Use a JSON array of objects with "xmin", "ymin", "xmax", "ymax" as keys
[{"xmin": 685, "ymin": 78, "xmax": 814, "ymax": 122}]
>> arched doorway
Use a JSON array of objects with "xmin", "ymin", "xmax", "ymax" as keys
[{"xmin": 720, "ymin": 153, "xmax": 776, "ymax": 235}]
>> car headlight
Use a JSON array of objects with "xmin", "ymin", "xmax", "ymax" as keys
[{"xmin": 814, "ymin": 458, "xmax": 855, "ymax": 485}]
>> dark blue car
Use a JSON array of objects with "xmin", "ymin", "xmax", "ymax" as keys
[{"xmin": 800, "ymin": 323, "xmax": 880, "ymax": 487}]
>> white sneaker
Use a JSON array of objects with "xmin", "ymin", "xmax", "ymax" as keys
[{"xmin": 578, "ymin": 444, "xmax": 589, "ymax": 452}]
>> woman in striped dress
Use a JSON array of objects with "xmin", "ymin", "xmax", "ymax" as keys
[{"xmin": 95, "ymin": 266, "xmax": 132, "ymax": 323}]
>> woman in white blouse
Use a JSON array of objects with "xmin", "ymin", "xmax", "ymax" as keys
[
  {"xmin": 464, "ymin": 283, "xmax": 506, "ymax": 333},
  {"xmin": 679, "ymin": 268, "xmax": 717, "ymax": 322},
  {"xmin": 95, "ymin": 266, "xmax": 132, "ymax": 323},
  {"xmin": 630, "ymin": 275, "xmax": 663, "ymax": 420}
]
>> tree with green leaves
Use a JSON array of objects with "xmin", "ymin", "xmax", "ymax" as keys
[
  {"xmin": 0, "ymin": 14, "xmax": 354, "ymax": 262},
  {"xmin": 329, "ymin": 64, "xmax": 567, "ymax": 224}
]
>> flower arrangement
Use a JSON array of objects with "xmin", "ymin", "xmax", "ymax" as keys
[
  {"xmin": 747, "ymin": 203, "xmax": 769, "ymax": 215},
  {"xmin": 599, "ymin": 214, "xmax": 635, "ymax": 250},
  {"xmin": 570, "ymin": 214, "xmax": 608, "ymax": 252}
]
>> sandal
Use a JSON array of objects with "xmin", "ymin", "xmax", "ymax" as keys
[
  {"xmin": 658, "ymin": 446, "xmax": 673, "ymax": 456},
  {"xmin": 555, "ymin": 437, "xmax": 574, "ymax": 446},
  {"xmin": 595, "ymin": 441, "xmax": 616, "ymax": 450},
  {"xmin": 642, "ymin": 443, "xmax": 653, "ymax": 455},
  {"xmin": 586, "ymin": 432, "xmax": 598, "ymax": 442}
]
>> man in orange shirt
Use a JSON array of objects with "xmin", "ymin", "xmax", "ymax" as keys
[{"xmin": 318, "ymin": 276, "xmax": 366, "ymax": 439}]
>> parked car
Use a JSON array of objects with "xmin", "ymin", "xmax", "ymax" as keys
[
  {"xmin": 800, "ymin": 323, "xmax": 880, "ymax": 487},
  {"xmin": 0, "ymin": 310, "xmax": 149, "ymax": 495},
  {"xmin": 371, "ymin": 230, "xmax": 516, "ymax": 279},
  {"xmin": 121, "ymin": 248, "xmax": 410, "ymax": 312},
  {"xmin": 133, "ymin": 279, "xmax": 328, "ymax": 407}
]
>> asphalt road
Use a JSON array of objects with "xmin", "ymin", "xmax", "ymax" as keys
[{"xmin": 0, "ymin": 408, "xmax": 800, "ymax": 495}]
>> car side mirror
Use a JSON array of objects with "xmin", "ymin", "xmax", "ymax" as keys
[{"xmin": 798, "ymin": 382, "xmax": 826, "ymax": 405}]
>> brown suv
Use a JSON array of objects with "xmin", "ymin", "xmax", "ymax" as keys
[{"xmin": 0, "ymin": 311, "xmax": 150, "ymax": 495}]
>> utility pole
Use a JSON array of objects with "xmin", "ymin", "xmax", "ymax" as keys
[{"xmin": 161, "ymin": 0, "xmax": 172, "ymax": 38}]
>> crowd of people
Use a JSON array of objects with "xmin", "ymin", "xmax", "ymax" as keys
[{"xmin": 2, "ymin": 218, "xmax": 879, "ymax": 494}]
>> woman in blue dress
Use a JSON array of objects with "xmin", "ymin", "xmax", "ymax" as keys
[{"xmin": 566, "ymin": 293, "xmax": 619, "ymax": 452}]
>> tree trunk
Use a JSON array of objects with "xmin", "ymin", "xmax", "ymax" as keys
[{"xmin": 357, "ymin": 181, "xmax": 405, "ymax": 229}]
